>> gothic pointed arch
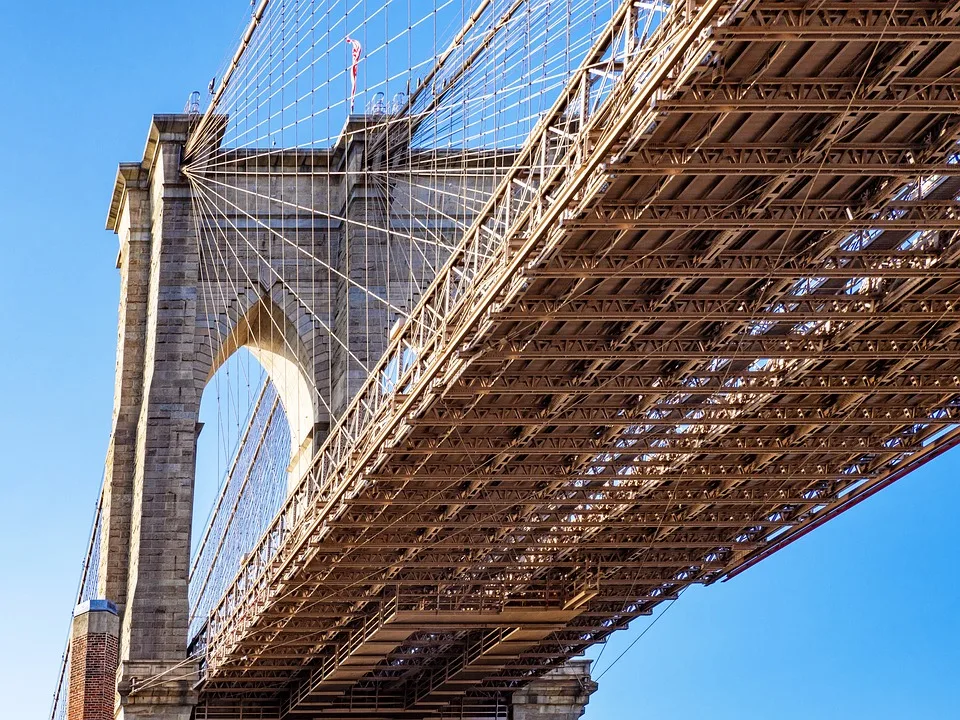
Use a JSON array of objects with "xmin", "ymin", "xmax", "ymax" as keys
[{"xmin": 199, "ymin": 287, "xmax": 323, "ymax": 488}]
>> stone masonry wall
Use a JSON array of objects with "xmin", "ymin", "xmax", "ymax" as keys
[{"xmin": 101, "ymin": 114, "xmax": 506, "ymax": 719}]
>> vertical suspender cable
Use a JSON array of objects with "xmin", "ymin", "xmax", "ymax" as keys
[{"xmin": 186, "ymin": 0, "xmax": 272, "ymax": 159}]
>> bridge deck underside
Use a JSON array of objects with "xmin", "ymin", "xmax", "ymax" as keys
[{"xmin": 198, "ymin": 2, "xmax": 960, "ymax": 718}]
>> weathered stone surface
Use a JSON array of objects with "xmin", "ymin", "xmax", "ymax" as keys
[
  {"xmin": 511, "ymin": 659, "xmax": 598, "ymax": 720},
  {"xmin": 116, "ymin": 658, "xmax": 199, "ymax": 720}
]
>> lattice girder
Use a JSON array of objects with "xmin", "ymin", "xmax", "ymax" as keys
[{"xmin": 191, "ymin": 1, "xmax": 960, "ymax": 717}]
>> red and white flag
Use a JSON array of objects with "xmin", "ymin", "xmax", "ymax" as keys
[{"xmin": 346, "ymin": 37, "xmax": 362, "ymax": 112}]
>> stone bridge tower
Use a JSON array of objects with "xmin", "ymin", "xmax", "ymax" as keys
[{"xmin": 80, "ymin": 114, "xmax": 593, "ymax": 719}]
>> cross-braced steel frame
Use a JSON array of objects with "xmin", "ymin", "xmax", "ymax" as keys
[{"xmin": 191, "ymin": 1, "xmax": 960, "ymax": 717}]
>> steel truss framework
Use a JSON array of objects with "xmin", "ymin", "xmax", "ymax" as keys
[{"xmin": 188, "ymin": 0, "xmax": 960, "ymax": 718}]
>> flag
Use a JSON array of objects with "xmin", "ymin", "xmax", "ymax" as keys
[{"xmin": 346, "ymin": 37, "xmax": 363, "ymax": 113}]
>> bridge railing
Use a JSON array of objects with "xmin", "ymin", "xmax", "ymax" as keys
[
  {"xmin": 203, "ymin": 0, "xmax": 736, "ymax": 675},
  {"xmin": 49, "ymin": 478, "xmax": 105, "ymax": 720}
]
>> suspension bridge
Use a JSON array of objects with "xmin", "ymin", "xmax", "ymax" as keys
[{"xmin": 51, "ymin": 0, "xmax": 960, "ymax": 718}]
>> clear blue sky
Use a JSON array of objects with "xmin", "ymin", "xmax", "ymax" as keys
[{"xmin": 0, "ymin": 2, "xmax": 956, "ymax": 719}]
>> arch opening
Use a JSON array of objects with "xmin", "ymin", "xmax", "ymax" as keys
[
  {"xmin": 206, "ymin": 296, "xmax": 322, "ymax": 488},
  {"xmin": 188, "ymin": 295, "xmax": 322, "ymax": 645}
]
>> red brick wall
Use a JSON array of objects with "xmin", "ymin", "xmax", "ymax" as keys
[{"xmin": 67, "ymin": 630, "xmax": 119, "ymax": 720}]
